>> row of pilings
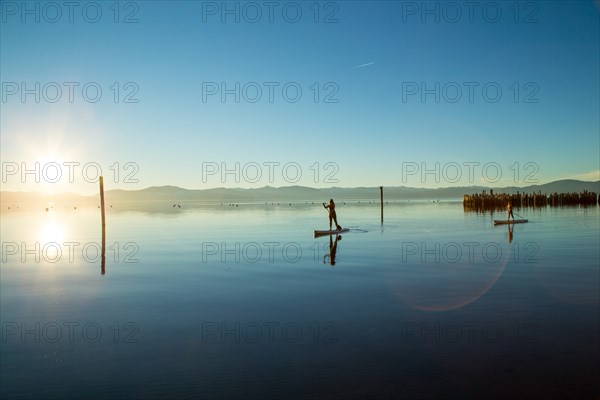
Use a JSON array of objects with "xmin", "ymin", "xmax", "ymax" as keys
[{"xmin": 463, "ymin": 189, "xmax": 599, "ymax": 211}]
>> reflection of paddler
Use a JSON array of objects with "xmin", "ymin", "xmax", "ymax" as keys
[
  {"xmin": 508, "ymin": 223, "xmax": 514, "ymax": 243},
  {"xmin": 324, "ymin": 235, "xmax": 341, "ymax": 266}
]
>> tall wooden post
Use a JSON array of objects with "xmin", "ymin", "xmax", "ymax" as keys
[
  {"xmin": 100, "ymin": 176, "xmax": 106, "ymax": 275},
  {"xmin": 380, "ymin": 186, "xmax": 383, "ymax": 223}
]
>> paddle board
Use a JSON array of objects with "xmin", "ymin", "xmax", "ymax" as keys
[
  {"xmin": 314, "ymin": 228, "xmax": 349, "ymax": 237},
  {"xmin": 493, "ymin": 219, "xmax": 528, "ymax": 225}
]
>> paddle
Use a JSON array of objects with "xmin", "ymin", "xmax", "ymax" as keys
[{"xmin": 513, "ymin": 211, "xmax": 525, "ymax": 220}]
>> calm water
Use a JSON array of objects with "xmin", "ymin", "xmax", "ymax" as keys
[{"xmin": 1, "ymin": 202, "xmax": 598, "ymax": 399}]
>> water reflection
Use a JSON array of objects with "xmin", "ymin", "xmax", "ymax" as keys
[
  {"xmin": 101, "ymin": 228, "xmax": 106, "ymax": 275},
  {"xmin": 323, "ymin": 235, "xmax": 342, "ymax": 267},
  {"xmin": 1, "ymin": 202, "xmax": 598, "ymax": 399}
]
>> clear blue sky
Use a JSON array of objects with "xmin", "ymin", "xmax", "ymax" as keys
[{"xmin": 1, "ymin": 1, "xmax": 599, "ymax": 194}]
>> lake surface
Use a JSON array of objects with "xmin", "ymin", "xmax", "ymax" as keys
[{"xmin": 1, "ymin": 202, "xmax": 598, "ymax": 399}]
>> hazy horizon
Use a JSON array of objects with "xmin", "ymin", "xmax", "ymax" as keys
[
  {"xmin": 0, "ymin": 179, "xmax": 600, "ymax": 196},
  {"xmin": 1, "ymin": 177, "xmax": 598, "ymax": 197}
]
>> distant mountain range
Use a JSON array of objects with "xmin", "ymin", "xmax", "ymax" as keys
[{"xmin": 1, "ymin": 180, "xmax": 598, "ymax": 205}]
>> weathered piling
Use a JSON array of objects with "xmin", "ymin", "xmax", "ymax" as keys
[{"xmin": 463, "ymin": 190, "xmax": 598, "ymax": 212}]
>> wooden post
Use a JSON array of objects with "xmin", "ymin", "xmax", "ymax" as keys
[
  {"xmin": 380, "ymin": 186, "xmax": 383, "ymax": 223},
  {"xmin": 100, "ymin": 176, "xmax": 106, "ymax": 275}
]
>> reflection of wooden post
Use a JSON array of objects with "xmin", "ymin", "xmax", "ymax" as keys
[
  {"xmin": 380, "ymin": 186, "xmax": 383, "ymax": 223},
  {"xmin": 100, "ymin": 176, "xmax": 106, "ymax": 275}
]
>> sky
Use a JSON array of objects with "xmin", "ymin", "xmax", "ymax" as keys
[{"xmin": 1, "ymin": 0, "xmax": 599, "ymax": 194}]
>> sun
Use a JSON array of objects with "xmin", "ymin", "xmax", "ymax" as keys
[
  {"xmin": 35, "ymin": 152, "xmax": 69, "ymax": 194},
  {"xmin": 24, "ymin": 129, "xmax": 81, "ymax": 193},
  {"xmin": 37, "ymin": 151, "xmax": 67, "ymax": 171}
]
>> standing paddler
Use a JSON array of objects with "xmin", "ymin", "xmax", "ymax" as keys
[{"xmin": 323, "ymin": 199, "xmax": 342, "ymax": 231}]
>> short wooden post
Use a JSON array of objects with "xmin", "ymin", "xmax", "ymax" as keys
[
  {"xmin": 380, "ymin": 186, "xmax": 383, "ymax": 223},
  {"xmin": 100, "ymin": 176, "xmax": 106, "ymax": 275}
]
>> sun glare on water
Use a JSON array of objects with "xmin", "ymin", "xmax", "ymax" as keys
[
  {"xmin": 39, "ymin": 218, "xmax": 65, "ymax": 247},
  {"xmin": 39, "ymin": 217, "xmax": 66, "ymax": 260}
]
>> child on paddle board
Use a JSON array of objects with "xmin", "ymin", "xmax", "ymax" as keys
[
  {"xmin": 323, "ymin": 199, "xmax": 342, "ymax": 231},
  {"xmin": 507, "ymin": 200, "xmax": 514, "ymax": 221}
]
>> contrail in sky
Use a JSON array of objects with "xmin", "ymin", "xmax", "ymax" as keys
[{"xmin": 350, "ymin": 62, "xmax": 375, "ymax": 70}]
